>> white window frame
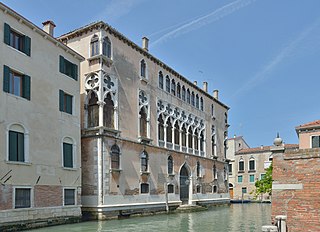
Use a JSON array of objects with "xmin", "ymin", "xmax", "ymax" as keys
[
  {"xmin": 13, "ymin": 186, "xmax": 33, "ymax": 209},
  {"xmin": 140, "ymin": 182, "xmax": 150, "ymax": 195},
  {"xmin": 61, "ymin": 136, "xmax": 77, "ymax": 169},
  {"xmin": 63, "ymin": 187, "xmax": 77, "ymax": 206}
]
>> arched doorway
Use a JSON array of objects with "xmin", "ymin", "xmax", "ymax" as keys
[
  {"xmin": 229, "ymin": 183, "xmax": 234, "ymax": 199},
  {"xmin": 180, "ymin": 164, "xmax": 190, "ymax": 204}
]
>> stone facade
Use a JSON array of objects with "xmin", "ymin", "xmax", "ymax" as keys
[
  {"xmin": 271, "ymin": 120, "xmax": 320, "ymax": 231},
  {"xmin": 0, "ymin": 2, "xmax": 83, "ymax": 227},
  {"xmin": 59, "ymin": 21, "xmax": 230, "ymax": 218}
]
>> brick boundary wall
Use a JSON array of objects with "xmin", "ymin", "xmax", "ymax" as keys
[{"xmin": 272, "ymin": 149, "xmax": 320, "ymax": 232}]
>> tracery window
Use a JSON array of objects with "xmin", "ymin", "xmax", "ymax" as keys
[
  {"xmin": 103, "ymin": 93, "xmax": 114, "ymax": 128},
  {"xmin": 158, "ymin": 115, "xmax": 164, "ymax": 141},
  {"xmin": 166, "ymin": 119, "xmax": 173, "ymax": 143},
  {"xmin": 174, "ymin": 121, "xmax": 180, "ymax": 145},
  {"xmin": 200, "ymin": 131, "xmax": 204, "ymax": 152},
  {"xmin": 194, "ymin": 130, "xmax": 199, "ymax": 151},
  {"xmin": 188, "ymin": 127, "xmax": 193, "ymax": 148},
  {"xmin": 165, "ymin": 76, "xmax": 170, "ymax": 92},
  {"xmin": 88, "ymin": 92, "xmax": 99, "ymax": 128},
  {"xmin": 182, "ymin": 124, "xmax": 187, "ymax": 147}
]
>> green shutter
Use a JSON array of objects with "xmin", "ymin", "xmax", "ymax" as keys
[
  {"xmin": 17, "ymin": 132, "xmax": 24, "ymax": 162},
  {"xmin": 59, "ymin": 90, "xmax": 64, "ymax": 112},
  {"xmin": 63, "ymin": 143, "xmax": 73, "ymax": 168},
  {"xmin": 66, "ymin": 95, "xmax": 72, "ymax": 114},
  {"xmin": 4, "ymin": 23, "xmax": 10, "ymax": 45},
  {"xmin": 73, "ymin": 64, "xmax": 78, "ymax": 81},
  {"xmin": 9, "ymin": 131, "xmax": 17, "ymax": 161},
  {"xmin": 59, "ymin": 56, "xmax": 65, "ymax": 74},
  {"xmin": 23, "ymin": 75, "xmax": 31, "ymax": 100},
  {"xmin": 3, "ymin": 65, "xmax": 10, "ymax": 93},
  {"xmin": 24, "ymin": 36, "xmax": 31, "ymax": 56}
]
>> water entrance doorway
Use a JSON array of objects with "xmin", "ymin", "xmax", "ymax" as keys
[{"xmin": 180, "ymin": 164, "xmax": 190, "ymax": 204}]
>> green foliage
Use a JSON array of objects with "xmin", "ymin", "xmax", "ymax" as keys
[{"xmin": 250, "ymin": 164, "xmax": 273, "ymax": 199}]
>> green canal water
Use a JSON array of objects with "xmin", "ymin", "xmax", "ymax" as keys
[{"xmin": 28, "ymin": 204, "xmax": 271, "ymax": 232}]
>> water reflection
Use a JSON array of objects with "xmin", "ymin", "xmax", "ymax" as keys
[{"xmin": 27, "ymin": 204, "xmax": 271, "ymax": 232}]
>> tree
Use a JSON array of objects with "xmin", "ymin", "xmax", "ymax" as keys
[{"xmin": 251, "ymin": 164, "xmax": 273, "ymax": 200}]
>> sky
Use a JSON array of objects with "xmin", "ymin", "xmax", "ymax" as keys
[{"xmin": 3, "ymin": 0, "xmax": 320, "ymax": 148}]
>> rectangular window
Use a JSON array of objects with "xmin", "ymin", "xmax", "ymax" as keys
[
  {"xmin": 59, "ymin": 90, "xmax": 73, "ymax": 114},
  {"xmin": 59, "ymin": 56, "xmax": 78, "ymax": 80},
  {"xmin": 242, "ymin": 187, "xmax": 247, "ymax": 194},
  {"xmin": 249, "ymin": 174, "xmax": 255, "ymax": 183},
  {"xmin": 239, "ymin": 161, "xmax": 244, "ymax": 171},
  {"xmin": 238, "ymin": 175, "xmax": 243, "ymax": 183},
  {"xmin": 260, "ymin": 173, "xmax": 266, "ymax": 180},
  {"xmin": 15, "ymin": 188, "xmax": 31, "ymax": 208},
  {"xmin": 9, "ymin": 131, "xmax": 24, "ymax": 162},
  {"xmin": 4, "ymin": 23, "xmax": 31, "ymax": 56},
  {"xmin": 249, "ymin": 160, "xmax": 255, "ymax": 171},
  {"xmin": 168, "ymin": 184, "xmax": 174, "ymax": 193},
  {"xmin": 140, "ymin": 183, "xmax": 149, "ymax": 194},
  {"xmin": 64, "ymin": 189, "xmax": 75, "ymax": 205},
  {"xmin": 63, "ymin": 142, "xmax": 73, "ymax": 168},
  {"xmin": 228, "ymin": 163, "xmax": 232, "ymax": 175},
  {"xmin": 312, "ymin": 136, "xmax": 320, "ymax": 148},
  {"xmin": 3, "ymin": 65, "xmax": 31, "ymax": 100}
]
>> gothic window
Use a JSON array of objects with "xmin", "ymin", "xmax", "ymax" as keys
[
  {"xmin": 158, "ymin": 71, "xmax": 163, "ymax": 89},
  {"xmin": 174, "ymin": 121, "xmax": 180, "ymax": 145},
  {"xmin": 168, "ymin": 155, "xmax": 173, "ymax": 174},
  {"xmin": 165, "ymin": 75, "xmax": 170, "ymax": 92},
  {"xmin": 171, "ymin": 79, "xmax": 176, "ymax": 96},
  {"xmin": 8, "ymin": 124, "xmax": 26, "ymax": 162},
  {"xmin": 200, "ymin": 131, "xmax": 204, "ymax": 152},
  {"xmin": 196, "ymin": 94, "xmax": 199, "ymax": 109},
  {"xmin": 249, "ymin": 158, "xmax": 255, "ymax": 171},
  {"xmin": 191, "ymin": 92, "xmax": 195, "ymax": 106},
  {"xmin": 196, "ymin": 161, "xmax": 201, "ymax": 177},
  {"xmin": 177, "ymin": 83, "xmax": 181, "ymax": 98},
  {"xmin": 200, "ymin": 97, "xmax": 203, "ymax": 111},
  {"xmin": 103, "ymin": 93, "xmax": 114, "ymax": 128},
  {"xmin": 188, "ymin": 127, "xmax": 193, "ymax": 148},
  {"xmin": 194, "ymin": 130, "xmax": 199, "ymax": 151},
  {"xmin": 239, "ymin": 158, "xmax": 244, "ymax": 172},
  {"xmin": 182, "ymin": 86, "xmax": 186, "ymax": 101},
  {"xmin": 186, "ymin": 89, "xmax": 190, "ymax": 104},
  {"xmin": 166, "ymin": 119, "xmax": 173, "ymax": 143},
  {"xmin": 139, "ymin": 107, "xmax": 147, "ymax": 138},
  {"xmin": 140, "ymin": 59, "xmax": 146, "ymax": 78},
  {"xmin": 110, "ymin": 144, "xmax": 120, "ymax": 169},
  {"xmin": 102, "ymin": 36, "xmax": 112, "ymax": 58},
  {"xmin": 158, "ymin": 115, "xmax": 164, "ymax": 141},
  {"xmin": 88, "ymin": 92, "xmax": 99, "ymax": 128},
  {"xmin": 181, "ymin": 125, "xmax": 187, "ymax": 147},
  {"xmin": 90, "ymin": 35, "xmax": 99, "ymax": 56},
  {"xmin": 140, "ymin": 150, "xmax": 148, "ymax": 172}
]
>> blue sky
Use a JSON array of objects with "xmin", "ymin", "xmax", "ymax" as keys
[{"xmin": 3, "ymin": 0, "xmax": 320, "ymax": 147}]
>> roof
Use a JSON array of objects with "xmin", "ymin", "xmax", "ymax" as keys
[
  {"xmin": 0, "ymin": 2, "xmax": 84, "ymax": 61},
  {"xmin": 58, "ymin": 21, "xmax": 230, "ymax": 110},
  {"xmin": 236, "ymin": 144, "xmax": 298, "ymax": 155},
  {"xmin": 295, "ymin": 120, "xmax": 320, "ymax": 131}
]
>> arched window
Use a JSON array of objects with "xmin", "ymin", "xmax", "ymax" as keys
[
  {"xmin": 249, "ymin": 157, "xmax": 255, "ymax": 171},
  {"xmin": 171, "ymin": 79, "xmax": 176, "ymax": 96},
  {"xmin": 191, "ymin": 92, "xmax": 195, "ymax": 106},
  {"xmin": 158, "ymin": 71, "xmax": 163, "ymax": 89},
  {"xmin": 110, "ymin": 144, "xmax": 120, "ymax": 169},
  {"xmin": 90, "ymin": 35, "xmax": 99, "ymax": 56},
  {"xmin": 140, "ymin": 150, "xmax": 148, "ymax": 172},
  {"xmin": 139, "ymin": 107, "xmax": 147, "ymax": 138},
  {"xmin": 88, "ymin": 92, "xmax": 99, "ymax": 128},
  {"xmin": 200, "ymin": 97, "xmax": 203, "ymax": 111},
  {"xmin": 188, "ymin": 127, "xmax": 193, "ymax": 148},
  {"xmin": 63, "ymin": 137, "xmax": 74, "ymax": 168},
  {"xmin": 194, "ymin": 130, "xmax": 199, "ymax": 151},
  {"xmin": 166, "ymin": 119, "xmax": 173, "ymax": 143},
  {"xmin": 167, "ymin": 155, "xmax": 173, "ymax": 174},
  {"xmin": 211, "ymin": 126, "xmax": 216, "ymax": 157},
  {"xmin": 181, "ymin": 86, "xmax": 186, "ymax": 101},
  {"xmin": 213, "ymin": 185, "xmax": 217, "ymax": 193},
  {"xmin": 196, "ymin": 185, "xmax": 201, "ymax": 193},
  {"xmin": 239, "ymin": 158, "xmax": 244, "ymax": 172},
  {"xmin": 181, "ymin": 124, "xmax": 187, "ymax": 147},
  {"xmin": 102, "ymin": 37, "xmax": 111, "ymax": 58},
  {"xmin": 140, "ymin": 59, "xmax": 146, "ymax": 78},
  {"xmin": 165, "ymin": 76, "xmax": 170, "ymax": 92},
  {"xmin": 196, "ymin": 94, "xmax": 199, "ymax": 109},
  {"xmin": 103, "ymin": 93, "xmax": 114, "ymax": 128},
  {"xmin": 158, "ymin": 115, "xmax": 164, "ymax": 141},
  {"xmin": 8, "ymin": 124, "xmax": 26, "ymax": 162},
  {"xmin": 177, "ymin": 83, "xmax": 181, "ymax": 98},
  {"xmin": 200, "ymin": 131, "xmax": 204, "ymax": 152},
  {"xmin": 196, "ymin": 161, "xmax": 201, "ymax": 177},
  {"xmin": 211, "ymin": 104, "xmax": 215, "ymax": 118},
  {"xmin": 167, "ymin": 184, "xmax": 174, "ymax": 193},
  {"xmin": 140, "ymin": 183, "xmax": 149, "ymax": 194},
  {"xmin": 186, "ymin": 89, "xmax": 190, "ymax": 104},
  {"xmin": 174, "ymin": 121, "xmax": 179, "ymax": 145},
  {"xmin": 213, "ymin": 164, "xmax": 217, "ymax": 179}
]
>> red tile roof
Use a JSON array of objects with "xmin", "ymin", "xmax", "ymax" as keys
[
  {"xmin": 236, "ymin": 144, "xmax": 298, "ymax": 154},
  {"xmin": 296, "ymin": 120, "xmax": 320, "ymax": 130}
]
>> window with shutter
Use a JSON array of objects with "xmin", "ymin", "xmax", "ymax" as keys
[
  {"xmin": 59, "ymin": 56, "xmax": 78, "ymax": 80},
  {"xmin": 3, "ymin": 66, "xmax": 30, "ymax": 100},
  {"xmin": 9, "ymin": 130, "xmax": 24, "ymax": 162},
  {"xmin": 59, "ymin": 90, "xmax": 73, "ymax": 114},
  {"xmin": 4, "ymin": 23, "xmax": 31, "ymax": 56},
  {"xmin": 63, "ymin": 142, "xmax": 73, "ymax": 168}
]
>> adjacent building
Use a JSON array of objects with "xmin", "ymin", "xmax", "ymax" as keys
[
  {"xmin": 271, "ymin": 120, "xmax": 320, "ymax": 231},
  {"xmin": 0, "ymin": 2, "xmax": 84, "ymax": 227},
  {"xmin": 59, "ymin": 21, "xmax": 230, "ymax": 219}
]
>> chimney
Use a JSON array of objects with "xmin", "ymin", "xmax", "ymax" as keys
[
  {"xmin": 213, "ymin": 90, "xmax": 219, "ymax": 100},
  {"xmin": 42, "ymin": 20, "xmax": 56, "ymax": 36},
  {"xmin": 203, "ymin": 82, "xmax": 208, "ymax": 92},
  {"xmin": 142, "ymin": 37, "xmax": 149, "ymax": 51},
  {"xmin": 193, "ymin": 81, "xmax": 197, "ymax": 86}
]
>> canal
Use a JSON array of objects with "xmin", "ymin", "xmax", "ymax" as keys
[{"xmin": 28, "ymin": 204, "xmax": 271, "ymax": 232}]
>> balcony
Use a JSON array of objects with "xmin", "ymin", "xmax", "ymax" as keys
[
  {"xmin": 158, "ymin": 140, "xmax": 165, "ymax": 147},
  {"xmin": 166, "ymin": 142, "xmax": 173, "ymax": 150},
  {"xmin": 174, "ymin": 144, "xmax": 180, "ymax": 151}
]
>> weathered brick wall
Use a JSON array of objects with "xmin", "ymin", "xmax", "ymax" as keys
[
  {"xmin": 34, "ymin": 185, "xmax": 62, "ymax": 207},
  {"xmin": 272, "ymin": 149, "xmax": 320, "ymax": 232},
  {"xmin": 0, "ymin": 185, "xmax": 12, "ymax": 210}
]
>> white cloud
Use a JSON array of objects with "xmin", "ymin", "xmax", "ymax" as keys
[{"xmin": 150, "ymin": 0, "xmax": 257, "ymax": 48}]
